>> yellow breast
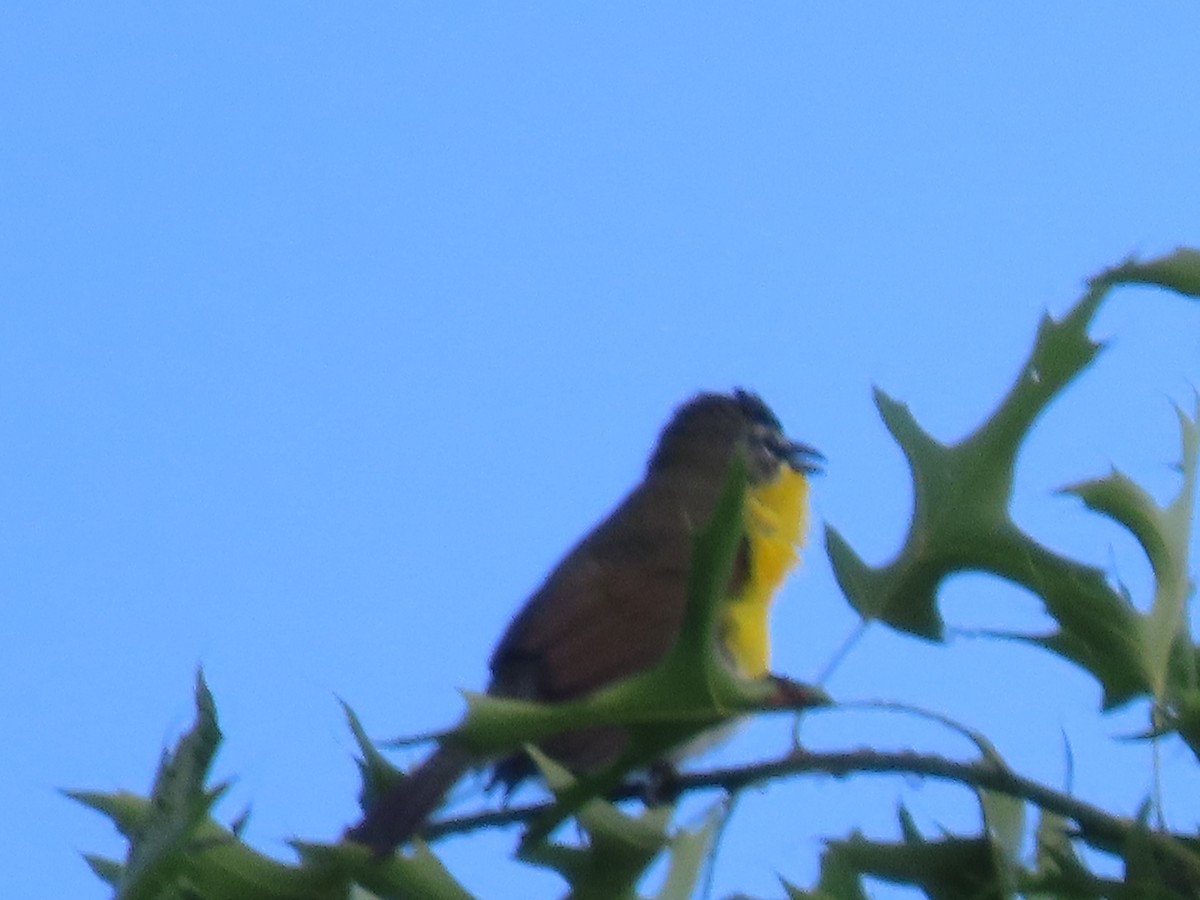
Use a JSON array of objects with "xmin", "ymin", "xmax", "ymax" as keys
[{"xmin": 720, "ymin": 465, "xmax": 810, "ymax": 678}]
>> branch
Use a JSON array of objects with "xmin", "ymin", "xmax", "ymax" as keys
[
  {"xmin": 691, "ymin": 748, "xmax": 1130, "ymax": 847},
  {"xmin": 420, "ymin": 747, "xmax": 1199, "ymax": 877}
]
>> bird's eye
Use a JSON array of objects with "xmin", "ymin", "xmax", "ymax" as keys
[{"xmin": 747, "ymin": 424, "xmax": 780, "ymax": 459}]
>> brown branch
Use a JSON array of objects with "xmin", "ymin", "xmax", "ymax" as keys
[
  {"xmin": 420, "ymin": 746, "xmax": 1199, "ymax": 879},
  {"xmin": 685, "ymin": 748, "xmax": 1131, "ymax": 847}
]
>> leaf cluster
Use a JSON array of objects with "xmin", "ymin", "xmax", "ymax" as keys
[{"xmin": 73, "ymin": 250, "xmax": 1200, "ymax": 899}]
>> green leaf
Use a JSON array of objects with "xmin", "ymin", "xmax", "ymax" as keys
[
  {"xmin": 1152, "ymin": 402, "xmax": 1198, "ymax": 705},
  {"xmin": 516, "ymin": 754, "xmax": 721, "ymax": 900},
  {"xmin": 341, "ymin": 699, "xmax": 409, "ymax": 813},
  {"xmin": 1167, "ymin": 687, "xmax": 1200, "ymax": 760},
  {"xmin": 100, "ymin": 671, "xmax": 225, "ymax": 900},
  {"xmin": 649, "ymin": 804, "xmax": 723, "ymax": 900},
  {"xmin": 826, "ymin": 283, "xmax": 1109, "ymax": 643},
  {"xmin": 1020, "ymin": 810, "xmax": 1112, "ymax": 899},
  {"xmin": 781, "ymin": 845, "xmax": 868, "ymax": 900},
  {"xmin": 81, "ymin": 853, "xmax": 124, "ymax": 888},
  {"xmin": 76, "ymin": 675, "xmax": 464, "ymax": 900},
  {"xmin": 1122, "ymin": 812, "xmax": 1200, "ymax": 900},
  {"xmin": 823, "ymin": 830, "xmax": 1006, "ymax": 900},
  {"xmin": 1063, "ymin": 400, "xmax": 1197, "ymax": 706},
  {"xmin": 73, "ymin": 791, "xmax": 354, "ymax": 900},
  {"xmin": 979, "ymin": 790, "xmax": 1024, "ymax": 899},
  {"xmin": 305, "ymin": 841, "xmax": 474, "ymax": 900},
  {"xmin": 825, "ymin": 255, "xmax": 1200, "ymax": 708},
  {"xmin": 1098, "ymin": 248, "xmax": 1200, "ymax": 299},
  {"xmin": 897, "ymin": 804, "xmax": 921, "ymax": 844}
]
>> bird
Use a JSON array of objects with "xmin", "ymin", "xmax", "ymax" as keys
[{"xmin": 346, "ymin": 389, "xmax": 821, "ymax": 856}]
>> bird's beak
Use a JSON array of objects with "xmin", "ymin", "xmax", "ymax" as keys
[{"xmin": 784, "ymin": 441, "xmax": 824, "ymax": 475}]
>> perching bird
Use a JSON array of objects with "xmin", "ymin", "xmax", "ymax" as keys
[{"xmin": 346, "ymin": 389, "xmax": 821, "ymax": 855}]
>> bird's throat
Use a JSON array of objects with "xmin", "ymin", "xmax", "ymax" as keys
[{"xmin": 720, "ymin": 466, "xmax": 810, "ymax": 678}]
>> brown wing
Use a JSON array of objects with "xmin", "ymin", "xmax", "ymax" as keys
[{"xmin": 488, "ymin": 470, "xmax": 724, "ymax": 702}]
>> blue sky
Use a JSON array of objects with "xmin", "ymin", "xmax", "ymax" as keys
[{"xmin": 4, "ymin": 5, "xmax": 1200, "ymax": 898}]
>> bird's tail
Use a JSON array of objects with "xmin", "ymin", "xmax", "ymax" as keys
[{"xmin": 345, "ymin": 742, "xmax": 473, "ymax": 856}]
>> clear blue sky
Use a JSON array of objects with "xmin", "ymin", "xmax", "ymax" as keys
[{"xmin": 4, "ymin": 6, "xmax": 1199, "ymax": 898}]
